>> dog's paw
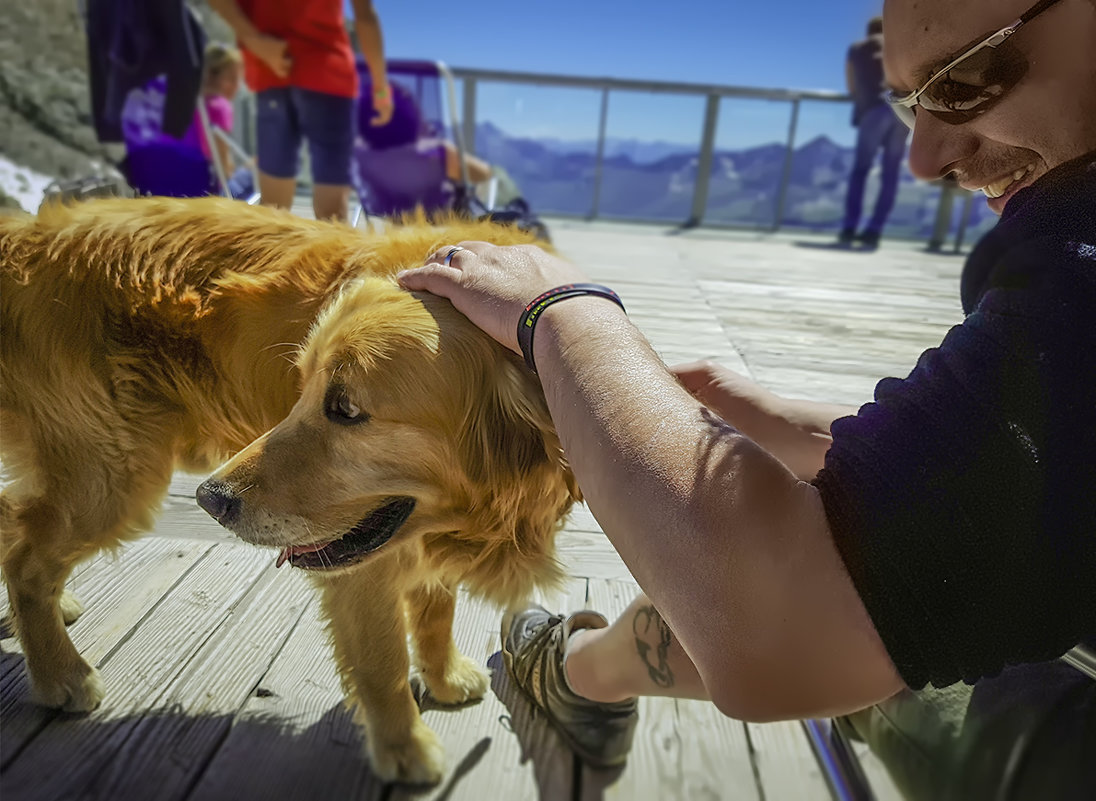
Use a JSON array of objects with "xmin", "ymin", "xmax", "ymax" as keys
[
  {"xmin": 59, "ymin": 590, "xmax": 85, "ymax": 625},
  {"xmin": 426, "ymin": 654, "xmax": 490, "ymax": 706},
  {"xmin": 30, "ymin": 661, "xmax": 104, "ymax": 712},
  {"xmin": 367, "ymin": 719, "xmax": 446, "ymax": 785}
]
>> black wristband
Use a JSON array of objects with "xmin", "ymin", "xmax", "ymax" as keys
[{"xmin": 516, "ymin": 283, "xmax": 625, "ymax": 374}]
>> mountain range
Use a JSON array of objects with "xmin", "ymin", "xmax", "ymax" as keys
[{"xmin": 472, "ymin": 122, "xmax": 996, "ymax": 242}]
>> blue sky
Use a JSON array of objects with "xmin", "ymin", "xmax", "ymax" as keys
[{"xmin": 360, "ymin": 0, "xmax": 884, "ymax": 149}]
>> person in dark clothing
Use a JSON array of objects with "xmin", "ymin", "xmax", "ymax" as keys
[
  {"xmin": 839, "ymin": 16, "xmax": 911, "ymax": 249},
  {"xmin": 86, "ymin": 0, "xmax": 205, "ymax": 142},
  {"xmin": 395, "ymin": 0, "xmax": 1096, "ymax": 795}
]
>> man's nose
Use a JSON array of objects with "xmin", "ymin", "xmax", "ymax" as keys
[{"xmin": 905, "ymin": 111, "xmax": 977, "ymax": 182}]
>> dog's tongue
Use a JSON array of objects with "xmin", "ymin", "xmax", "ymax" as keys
[{"xmin": 275, "ymin": 540, "xmax": 334, "ymax": 568}]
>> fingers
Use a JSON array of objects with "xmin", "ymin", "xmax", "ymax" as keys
[
  {"xmin": 671, "ymin": 361, "xmax": 743, "ymax": 404},
  {"xmin": 422, "ymin": 241, "xmax": 491, "ymax": 266},
  {"xmin": 257, "ymin": 36, "xmax": 292, "ymax": 77},
  {"xmin": 398, "ymin": 242, "xmax": 486, "ymax": 294},
  {"xmin": 370, "ymin": 99, "xmax": 395, "ymax": 127},
  {"xmin": 396, "ymin": 263, "xmax": 459, "ymax": 295},
  {"xmin": 670, "ymin": 360, "xmax": 717, "ymax": 386}
]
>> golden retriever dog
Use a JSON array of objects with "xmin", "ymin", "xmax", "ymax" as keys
[{"xmin": 1, "ymin": 197, "xmax": 578, "ymax": 784}]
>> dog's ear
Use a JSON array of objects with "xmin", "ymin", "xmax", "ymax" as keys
[{"xmin": 460, "ymin": 355, "xmax": 581, "ymax": 503}]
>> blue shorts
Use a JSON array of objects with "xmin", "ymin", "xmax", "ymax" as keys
[{"xmin": 255, "ymin": 87, "xmax": 356, "ymax": 185}]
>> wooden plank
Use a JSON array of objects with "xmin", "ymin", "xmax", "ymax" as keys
[
  {"xmin": 189, "ymin": 597, "xmax": 386, "ymax": 801},
  {"xmin": 151, "ymin": 495, "xmax": 237, "ymax": 543},
  {"xmin": 1, "ymin": 538, "xmax": 214, "ymax": 763},
  {"xmin": 69, "ymin": 566, "xmax": 315, "ymax": 801},
  {"xmin": 556, "ymin": 530, "xmax": 633, "ymax": 582},
  {"xmin": 0, "ymin": 544, "xmax": 273, "ymax": 800}
]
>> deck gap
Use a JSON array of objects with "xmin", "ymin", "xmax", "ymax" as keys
[{"xmin": 743, "ymin": 720, "xmax": 768, "ymax": 801}]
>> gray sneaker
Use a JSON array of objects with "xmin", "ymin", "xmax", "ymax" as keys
[{"xmin": 501, "ymin": 605, "xmax": 638, "ymax": 768}]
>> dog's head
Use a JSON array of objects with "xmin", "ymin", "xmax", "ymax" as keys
[{"xmin": 198, "ymin": 223, "xmax": 578, "ymax": 601}]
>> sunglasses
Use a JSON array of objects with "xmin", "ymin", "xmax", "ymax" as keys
[{"xmin": 886, "ymin": 0, "xmax": 1064, "ymax": 128}]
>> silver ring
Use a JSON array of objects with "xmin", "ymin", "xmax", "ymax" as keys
[{"xmin": 443, "ymin": 246, "xmax": 465, "ymax": 266}]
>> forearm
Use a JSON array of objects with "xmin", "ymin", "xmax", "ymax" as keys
[
  {"xmin": 534, "ymin": 300, "xmax": 900, "ymax": 719},
  {"xmin": 354, "ymin": 12, "xmax": 388, "ymax": 92}
]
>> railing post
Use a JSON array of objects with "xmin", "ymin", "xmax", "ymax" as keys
[
  {"xmin": 590, "ymin": 87, "xmax": 610, "ymax": 220},
  {"xmin": 687, "ymin": 93, "xmax": 720, "ymax": 228},
  {"xmin": 772, "ymin": 97, "xmax": 801, "ymax": 231},
  {"xmin": 462, "ymin": 77, "xmax": 477, "ymax": 155}
]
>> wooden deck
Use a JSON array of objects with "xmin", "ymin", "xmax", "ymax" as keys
[{"xmin": 1, "ymin": 218, "xmax": 968, "ymax": 800}]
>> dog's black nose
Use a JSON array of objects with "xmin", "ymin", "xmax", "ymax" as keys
[{"xmin": 196, "ymin": 480, "xmax": 241, "ymax": 526}]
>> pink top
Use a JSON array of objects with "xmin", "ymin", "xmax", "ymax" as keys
[{"xmin": 182, "ymin": 95, "xmax": 234, "ymax": 160}]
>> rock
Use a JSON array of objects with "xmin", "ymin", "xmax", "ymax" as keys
[{"xmin": 0, "ymin": 187, "xmax": 27, "ymax": 214}]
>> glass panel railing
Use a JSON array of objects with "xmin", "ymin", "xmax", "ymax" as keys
[
  {"xmin": 704, "ymin": 97, "xmax": 795, "ymax": 228},
  {"xmin": 593, "ymin": 91, "xmax": 705, "ymax": 222},
  {"xmin": 470, "ymin": 82, "xmax": 602, "ymax": 216},
  {"xmin": 774, "ymin": 99, "xmax": 856, "ymax": 233}
]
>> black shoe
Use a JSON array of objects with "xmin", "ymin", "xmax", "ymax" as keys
[
  {"xmin": 837, "ymin": 228, "xmax": 856, "ymax": 246},
  {"xmin": 856, "ymin": 230, "xmax": 881, "ymax": 249},
  {"xmin": 501, "ymin": 605, "xmax": 638, "ymax": 768}
]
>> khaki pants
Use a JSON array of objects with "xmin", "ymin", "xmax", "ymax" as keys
[{"xmin": 841, "ymin": 657, "xmax": 1095, "ymax": 800}]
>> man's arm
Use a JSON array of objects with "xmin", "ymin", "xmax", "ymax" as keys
[
  {"xmin": 532, "ymin": 298, "xmax": 902, "ymax": 720},
  {"xmin": 208, "ymin": 0, "xmax": 291, "ymax": 77},
  {"xmin": 350, "ymin": 0, "xmax": 392, "ymax": 126}
]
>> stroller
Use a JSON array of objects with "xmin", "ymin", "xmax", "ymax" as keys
[
  {"xmin": 350, "ymin": 59, "xmax": 548, "ymax": 241},
  {"xmin": 120, "ymin": 74, "xmax": 258, "ymax": 201}
]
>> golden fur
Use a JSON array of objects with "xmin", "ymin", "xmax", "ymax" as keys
[{"xmin": 0, "ymin": 197, "xmax": 577, "ymax": 784}]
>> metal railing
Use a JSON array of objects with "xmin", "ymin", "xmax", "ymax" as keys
[
  {"xmin": 237, "ymin": 62, "xmax": 970, "ymax": 245},
  {"xmin": 448, "ymin": 66, "xmax": 850, "ymax": 230}
]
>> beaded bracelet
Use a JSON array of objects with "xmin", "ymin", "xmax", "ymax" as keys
[{"xmin": 516, "ymin": 283, "xmax": 625, "ymax": 374}]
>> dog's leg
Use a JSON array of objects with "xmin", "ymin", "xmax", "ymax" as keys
[
  {"xmin": 320, "ymin": 563, "xmax": 446, "ymax": 786},
  {"xmin": 406, "ymin": 583, "xmax": 489, "ymax": 706},
  {"xmin": 1, "ymin": 498, "xmax": 105, "ymax": 712}
]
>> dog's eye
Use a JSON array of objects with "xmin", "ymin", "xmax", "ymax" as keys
[{"xmin": 325, "ymin": 386, "xmax": 369, "ymax": 425}]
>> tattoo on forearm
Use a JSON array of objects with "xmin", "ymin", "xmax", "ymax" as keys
[{"xmin": 632, "ymin": 605, "xmax": 675, "ymax": 689}]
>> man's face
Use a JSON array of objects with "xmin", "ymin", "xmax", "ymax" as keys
[{"xmin": 883, "ymin": 0, "xmax": 1096, "ymax": 215}]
